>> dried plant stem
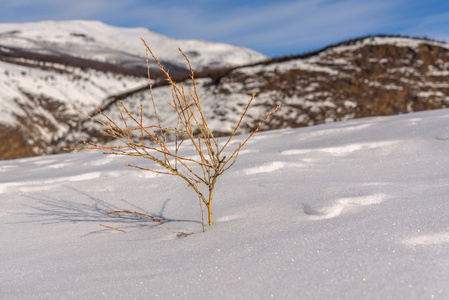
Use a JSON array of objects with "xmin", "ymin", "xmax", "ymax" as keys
[
  {"xmin": 103, "ymin": 210, "xmax": 191, "ymax": 236},
  {"xmin": 99, "ymin": 224, "xmax": 127, "ymax": 233},
  {"xmin": 67, "ymin": 39, "xmax": 280, "ymax": 232},
  {"xmin": 104, "ymin": 210, "xmax": 164, "ymax": 223}
]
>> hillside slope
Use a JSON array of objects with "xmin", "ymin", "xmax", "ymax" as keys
[{"xmin": 60, "ymin": 36, "xmax": 449, "ymax": 150}]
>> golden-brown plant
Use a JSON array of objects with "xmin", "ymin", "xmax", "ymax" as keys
[{"xmin": 69, "ymin": 38, "xmax": 280, "ymax": 231}]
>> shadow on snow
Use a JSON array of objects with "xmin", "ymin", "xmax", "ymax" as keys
[{"xmin": 11, "ymin": 185, "xmax": 201, "ymax": 236}]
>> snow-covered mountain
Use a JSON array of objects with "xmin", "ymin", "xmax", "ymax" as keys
[{"xmin": 0, "ymin": 20, "xmax": 267, "ymax": 71}]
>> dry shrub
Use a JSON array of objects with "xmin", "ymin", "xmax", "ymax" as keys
[{"xmin": 68, "ymin": 38, "xmax": 280, "ymax": 232}]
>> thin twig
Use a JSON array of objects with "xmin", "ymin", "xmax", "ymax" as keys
[
  {"xmin": 99, "ymin": 224, "xmax": 127, "ymax": 233},
  {"xmin": 103, "ymin": 210, "xmax": 191, "ymax": 236}
]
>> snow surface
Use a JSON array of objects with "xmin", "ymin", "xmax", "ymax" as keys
[{"xmin": 1, "ymin": 109, "xmax": 449, "ymax": 299}]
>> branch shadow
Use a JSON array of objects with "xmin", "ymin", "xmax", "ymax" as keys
[{"xmin": 12, "ymin": 185, "xmax": 201, "ymax": 237}]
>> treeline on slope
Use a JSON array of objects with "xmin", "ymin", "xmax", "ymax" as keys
[
  {"xmin": 0, "ymin": 45, "xmax": 150, "ymax": 78},
  {"xmin": 0, "ymin": 44, "xmax": 240, "ymax": 85}
]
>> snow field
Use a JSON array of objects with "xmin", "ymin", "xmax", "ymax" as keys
[{"xmin": 1, "ymin": 108, "xmax": 449, "ymax": 299}]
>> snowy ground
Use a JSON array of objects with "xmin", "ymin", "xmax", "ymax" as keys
[{"xmin": 1, "ymin": 109, "xmax": 449, "ymax": 299}]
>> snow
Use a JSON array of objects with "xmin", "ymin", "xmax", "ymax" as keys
[
  {"xmin": 329, "ymin": 36, "xmax": 449, "ymax": 54},
  {"xmin": 0, "ymin": 59, "xmax": 147, "ymax": 127},
  {"xmin": 0, "ymin": 20, "xmax": 267, "ymax": 70},
  {"xmin": 1, "ymin": 108, "xmax": 449, "ymax": 299},
  {"xmin": 238, "ymin": 58, "xmax": 339, "ymax": 76}
]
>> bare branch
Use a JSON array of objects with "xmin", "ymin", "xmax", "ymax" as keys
[{"xmin": 69, "ymin": 40, "xmax": 280, "ymax": 231}]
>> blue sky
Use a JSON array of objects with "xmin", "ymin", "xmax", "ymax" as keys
[{"xmin": 1, "ymin": 0, "xmax": 448, "ymax": 57}]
